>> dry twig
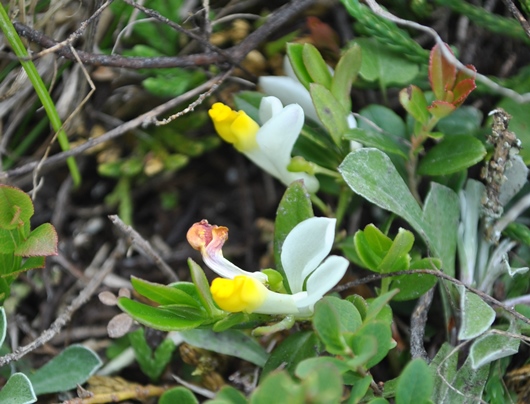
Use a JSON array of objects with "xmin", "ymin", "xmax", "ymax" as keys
[
  {"xmin": 108, "ymin": 214, "xmax": 179, "ymax": 282},
  {"xmin": 0, "ymin": 241, "xmax": 126, "ymax": 367}
]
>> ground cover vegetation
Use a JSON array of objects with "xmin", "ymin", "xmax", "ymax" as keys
[{"xmin": 2, "ymin": 0, "xmax": 530, "ymax": 402}]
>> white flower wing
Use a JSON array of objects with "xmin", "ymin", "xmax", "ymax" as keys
[
  {"xmin": 296, "ymin": 255, "xmax": 349, "ymax": 310},
  {"xmin": 281, "ymin": 217, "xmax": 336, "ymax": 293},
  {"xmin": 259, "ymin": 76, "xmax": 320, "ymax": 124}
]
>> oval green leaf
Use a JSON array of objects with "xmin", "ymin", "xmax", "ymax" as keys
[{"xmin": 418, "ymin": 135, "xmax": 486, "ymax": 176}]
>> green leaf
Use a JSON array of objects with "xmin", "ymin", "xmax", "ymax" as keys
[
  {"xmin": 378, "ymin": 228, "xmax": 414, "ymax": 273},
  {"xmin": 418, "ymin": 136, "xmax": 486, "ymax": 176},
  {"xmin": 251, "ymin": 372, "xmax": 304, "ymax": 404},
  {"xmin": 303, "ymin": 43, "xmax": 332, "ymax": 89},
  {"xmin": 0, "ymin": 185, "xmax": 33, "ymax": 230},
  {"xmin": 313, "ymin": 299, "xmax": 351, "ymax": 355},
  {"xmin": 310, "ymin": 83, "xmax": 349, "ymax": 146},
  {"xmin": 208, "ymin": 385, "xmax": 248, "ymax": 404},
  {"xmin": 18, "ymin": 256, "xmax": 46, "ymax": 272},
  {"xmin": 346, "ymin": 294, "xmax": 369, "ymax": 321},
  {"xmin": 359, "ymin": 104, "xmax": 407, "ymax": 138},
  {"xmin": 331, "ymin": 44, "xmax": 361, "ymax": 112},
  {"xmin": 356, "ymin": 38, "xmax": 419, "ymax": 88},
  {"xmin": 443, "ymin": 356, "xmax": 489, "ymax": 403},
  {"xmin": 0, "ymin": 373, "xmax": 36, "ymax": 404},
  {"xmin": 130, "ymin": 277, "xmax": 200, "ymax": 308},
  {"xmin": 299, "ymin": 363, "xmax": 344, "ymax": 403},
  {"xmin": 129, "ymin": 328, "xmax": 176, "ymax": 381},
  {"xmin": 421, "ymin": 183, "xmax": 459, "ymax": 277},
  {"xmin": 354, "ymin": 230, "xmax": 385, "ymax": 272},
  {"xmin": 160, "ymin": 387, "xmax": 198, "ymax": 404},
  {"xmin": 348, "ymin": 374, "xmax": 373, "ymax": 403},
  {"xmin": 14, "ymin": 223, "xmax": 58, "ymax": 257},
  {"xmin": 340, "ymin": 149, "xmax": 459, "ymax": 274},
  {"xmin": 437, "ymin": 106, "xmax": 483, "ymax": 136},
  {"xmin": 429, "ymin": 343, "xmax": 457, "ymax": 402},
  {"xmin": 27, "ymin": 345, "xmax": 102, "ymax": 395},
  {"xmin": 295, "ymin": 357, "xmax": 352, "ymax": 378},
  {"xmin": 212, "ymin": 312, "xmax": 250, "ymax": 332},
  {"xmin": 428, "ymin": 100, "xmax": 456, "ymax": 120},
  {"xmin": 457, "ymin": 286, "xmax": 495, "ymax": 340},
  {"xmin": 504, "ymin": 222, "xmax": 530, "ymax": 246},
  {"xmin": 274, "ymin": 181, "xmax": 313, "ymax": 290},
  {"xmin": 261, "ymin": 331, "xmax": 320, "ymax": 380},
  {"xmin": 344, "ymin": 128, "xmax": 408, "ymax": 158},
  {"xmin": 396, "ymin": 359, "xmax": 433, "ymax": 404},
  {"xmin": 390, "ymin": 258, "xmax": 439, "ymax": 301},
  {"xmin": 179, "ymin": 329, "xmax": 268, "ymax": 367},
  {"xmin": 339, "ymin": 149, "xmax": 424, "ymax": 235},
  {"xmin": 469, "ymin": 328, "xmax": 520, "ymax": 369},
  {"xmin": 347, "ymin": 334, "xmax": 378, "ymax": 369},
  {"xmin": 188, "ymin": 259, "xmax": 223, "ymax": 316},
  {"xmin": 117, "ymin": 298, "xmax": 205, "ymax": 331},
  {"xmin": 287, "ymin": 43, "xmax": 312, "ymax": 90},
  {"xmin": 399, "ymin": 85, "xmax": 429, "ymax": 125},
  {"xmin": 351, "ymin": 321, "xmax": 393, "ymax": 368},
  {"xmin": 365, "ymin": 289, "xmax": 399, "ymax": 322}
]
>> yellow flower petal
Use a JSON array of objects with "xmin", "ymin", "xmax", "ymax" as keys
[
  {"xmin": 208, "ymin": 103, "xmax": 259, "ymax": 152},
  {"xmin": 211, "ymin": 276, "xmax": 267, "ymax": 313}
]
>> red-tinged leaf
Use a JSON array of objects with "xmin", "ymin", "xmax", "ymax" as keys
[
  {"xmin": 428, "ymin": 100, "xmax": 456, "ymax": 120},
  {"xmin": 452, "ymin": 78, "xmax": 476, "ymax": 107},
  {"xmin": 429, "ymin": 43, "xmax": 456, "ymax": 101},
  {"xmin": 19, "ymin": 256, "xmax": 46, "ymax": 272},
  {"xmin": 455, "ymin": 64, "xmax": 477, "ymax": 83},
  {"xmin": 306, "ymin": 16, "xmax": 340, "ymax": 57},
  {"xmin": 399, "ymin": 85, "xmax": 429, "ymax": 124},
  {"xmin": 14, "ymin": 223, "xmax": 58, "ymax": 257},
  {"xmin": 0, "ymin": 185, "xmax": 34, "ymax": 230}
]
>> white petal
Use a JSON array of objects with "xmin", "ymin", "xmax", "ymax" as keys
[
  {"xmin": 253, "ymin": 290, "xmax": 304, "ymax": 315},
  {"xmin": 296, "ymin": 255, "xmax": 349, "ymax": 310},
  {"xmin": 283, "ymin": 55, "xmax": 298, "ymax": 81},
  {"xmin": 256, "ymin": 104, "xmax": 304, "ymax": 175},
  {"xmin": 259, "ymin": 76, "xmax": 320, "ymax": 124},
  {"xmin": 244, "ymin": 103, "xmax": 319, "ymax": 193},
  {"xmin": 259, "ymin": 96, "xmax": 283, "ymax": 124},
  {"xmin": 203, "ymin": 254, "xmax": 268, "ymax": 283},
  {"xmin": 347, "ymin": 114, "xmax": 357, "ymax": 129},
  {"xmin": 281, "ymin": 217, "xmax": 336, "ymax": 293}
]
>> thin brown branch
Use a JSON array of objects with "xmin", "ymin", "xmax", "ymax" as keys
[
  {"xmin": 13, "ymin": 0, "xmax": 315, "ymax": 69},
  {"xmin": 410, "ymin": 287, "xmax": 434, "ymax": 361},
  {"xmin": 0, "ymin": 241, "xmax": 126, "ymax": 367},
  {"xmin": 120, "ymin": 0, "xmax": 226, "ymax": 57},
  {"xmin": 0, "ymin": 71, "xmax": 228, "ymax": 180},
  {"xmin": 108, "ymin": 215, "xmax": 178, "ymax": 282},
  {"xmin": 334, "ymin": 269, "xmax": 530, "ymax": 327},
  {"xmin": 501, "ymin": 0, "xmax": 530, "ymax": 38}
]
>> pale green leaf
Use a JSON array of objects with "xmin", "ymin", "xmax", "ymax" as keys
[
  {"xmin": 28, "ymin": 345, "xmax": 102, "ymax": 395},
  {"xmin": 0, "ymin": 373, "xmax": 36, "ymax": 404}
]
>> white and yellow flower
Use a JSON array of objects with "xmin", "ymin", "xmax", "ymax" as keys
[
  {"xmin": 208, "ymin": 97, "xmax": 319, "ymax": 193},
  {"xmin": 187, "ymin": 217, "xmax": 349, "ymax": 316}
]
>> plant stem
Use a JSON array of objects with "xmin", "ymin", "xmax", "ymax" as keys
[{"xmin": 0, "ymin": 5, "xmax": 81, "ymax": 186}]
